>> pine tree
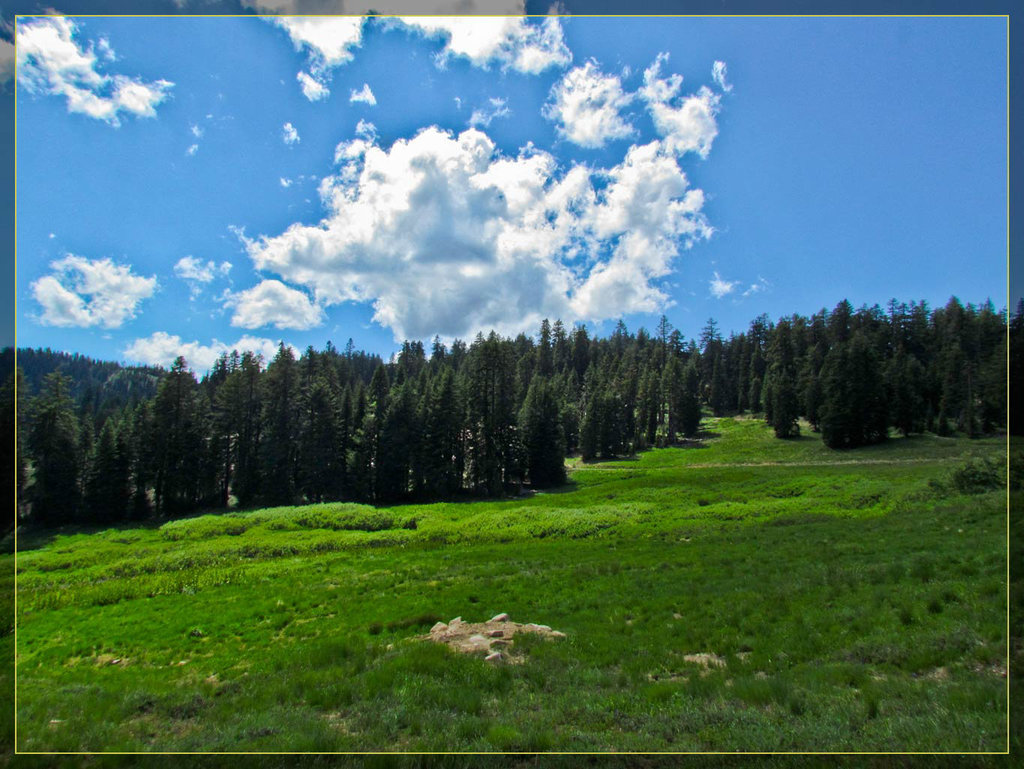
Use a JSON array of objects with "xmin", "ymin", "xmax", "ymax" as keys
[
  {"xmin": 519, "ymin": 375, "xmax": 566, "ymax": 487},
  {"xmin": 151, "ymin": 357, "xmax": 207, "ymax": 514},
  {"xmin": 887, "ymin": 347, "xmax": 926, "ymax": 436},
  {"xmin": 260, "ymin": 345, "xmax": 300, "ymax": 506},
  {"xmin": 298, "ymin": 376, "xmax": 341, "ymax": 503},
  {"xmin": 27, "ymin": 372, "xmax": 81, "ymax": 526},
  {"xmin": 537, "ymin": 319, "xmax": 553, "ymax": 377},
  {"xmin": 765, "ymin": 319, "xmax": 800, "ymax": 438},
  {"xmin": 377, "ymin": 380, "xmax": 417, "ymax": 501},
  {"xmin": 84, "ymin": 415, "xmax": 132, "ymax": 523},
  {"xmin": 661, "ymin": 356, "xmax": 684, "ymax": 444},
  {"xmin": 680, "ymin": 358, "xmax": 702, "ymax": 439},
  {"xmin": 417, "ymin": 368, "xmax": 462, "ymax": 497},
  {"xmin": 709, "ymin": 353, "xmax": 728, "ymax": 417},
  {"xmin": 820, "ymin": 332, "xmax": 888, "ymax": 448},
  {"xmin": 464, "ymin": 334, "xmax": 518, "ymax": 494}
]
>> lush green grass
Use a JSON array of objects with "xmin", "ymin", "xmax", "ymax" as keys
[{"xmin": 10, "ymin": 418, "xmax": 1010, "ymax": 753}]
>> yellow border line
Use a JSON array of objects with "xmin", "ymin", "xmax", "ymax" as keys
[{"xmin": 9, "ymin": 12, "xmax": 1015, "ymax": 757}]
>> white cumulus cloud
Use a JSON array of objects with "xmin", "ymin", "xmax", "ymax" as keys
[
  {"xmin": 640, "ymin": 53, "xmax": 721, "ymax": 158},
  {"xmin": 273, "ymin": 15, "xmax": 364, "ymax": 68},
  {"xmin": 349, "ymin": 82, "xmax": 376, "ymax": 105},
  {"xmin": 17, "ymin": 17, "xmax": 173, "ymax": 126},
  {"xmin": 282, "ymin": 121, "xmax": 300, "ymax": 145},
  {"xmin": 274, "ymin": 16, "xmax": 364, "ymax": 101},
  {"xmin": 396, "ymin": 15, "xmax": 570, "ymax": 75},
  {"xmin": 268, "ymin": 10, "xmax": 560, "ymax": 101},
  {"xmin": 244, "ymin": 125, "xmax": 712, "ymax": 341},
  {"xmin": 543, "ymin": 59, "xmax": 635, "ymax": 148},
  {"xmin": 31, "ymin": 255, "xmax": 157, "ymax": 328},
  {"xmin": 123, "ymin": 331, "xmax": 293, "ymax": 374},
  {"xmin": 226, "ymin": 279, "xmax": 325, "ymax": 330}
]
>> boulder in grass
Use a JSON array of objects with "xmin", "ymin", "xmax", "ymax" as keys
[
  {"xmin": 430, "ymin": 622, "xmax": 448, "ymax": 635},
  {"xmin": 485, "ymin": 652, "xmax": 503, "ymax": 663},
  {"xmin": 489, "ymin": 613, "xmax": 510, "ymax": 623}
]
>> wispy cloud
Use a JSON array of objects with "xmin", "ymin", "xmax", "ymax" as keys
[
  {"xmin": 712, "ymin": 60, "xmax": 732, "ymax": 92},
  {"xmin": 468, "ymin": 97, "xmax": 510, "ymax": 128},
  {"xmin": 709, "ymin": 271, "xmax": 740, "ymax": 298},
  {"xmin": 349, "ymin": 82, "xmax": 376, "ymax": 105},
  {"xmin": 282, "ymin": 121, "xmax": 300, "ymax": 145}
]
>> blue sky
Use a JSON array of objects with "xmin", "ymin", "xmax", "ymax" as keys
[{"xmin": 13, "ymin": 12, "xmax": 1007, "ymax": 372}]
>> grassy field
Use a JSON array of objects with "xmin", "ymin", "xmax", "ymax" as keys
[{"xmin": 9, "ymin": 417, "xmax": 1011, "ymax": 754}]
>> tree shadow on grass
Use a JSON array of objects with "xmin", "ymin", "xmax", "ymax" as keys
[{"xmin": 12, "ymin": 518, "xmax": 165, "ymax": 553}]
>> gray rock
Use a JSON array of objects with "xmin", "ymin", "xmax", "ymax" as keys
[
  {"xmin": 485, "ymin": 652, "xmax": 503, "ymax": 663},
  {"xmin": 487, "ymin": 629, "xmax": 504, "ymax": 638},
  {"xmin": 430, "ymin": 622, "xmax": 448, "ymax": 634},
  {"xmin": 489, "ymin": 612, "xmax": 510, "ymax": 623}
]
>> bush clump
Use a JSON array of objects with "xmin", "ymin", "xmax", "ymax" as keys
[{"xmin": 949, "ymin": 456, "xmax": 1005, "ymax": 494}]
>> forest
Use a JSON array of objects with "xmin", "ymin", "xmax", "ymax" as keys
[{"xmin": 2, "ymin": 295, "xmax": 1016, "ymax": 531}]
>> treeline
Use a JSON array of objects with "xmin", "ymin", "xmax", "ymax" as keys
[{"xmin": 6, "ymin": 296, "xmax": 1015, "ymax": 530}]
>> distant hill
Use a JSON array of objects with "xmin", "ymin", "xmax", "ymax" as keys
[{"xmin": 2, "ymin": 347, "xmax": 165, "ymax": 427}]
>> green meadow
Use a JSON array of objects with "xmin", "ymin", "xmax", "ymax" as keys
[{"xmin": 10, "ymin": 417, "xmax": 1011, "ymax": 753}]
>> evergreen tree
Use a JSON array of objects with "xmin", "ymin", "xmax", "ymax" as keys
[
  {"xmin": 537, "ymin": 319, "xmax": 553, "ymax": 377},
  {"xmin": 27, "ymin": 372, "xmax": 81, "ymax": 526},
  {"xmin": 679, "ymin": 358, "xmax": 702, "ymax": 439},
  {"xmin": 151, "ymin": 357, "xmax": 207, "ymax": 514},
  {"xmin": 709, "ymin": 353, "xmax": 728, "ymax": 417},
  {"xmin": 298, "ymin": 376, "xmax": 341, "ymax": 503},
  {"xmin": 765, "ymin": 319, "xmax": 800, "ymax": 438},
  {"xmin": 518, "ymin": 375, "xmax": 566, "ymax": 487},
  {"xmin": 661, "ymin": 356, "xmax": 684, "ymax": 444},
  {"xmin": 820, "ymin": 332, "xmax": 888, "ymax": 448},
  {"xmin": 260, "ymin": 345, "xmax": 300, "ymax": 506},
  {"xmin": 84, "ymin": 415, "xmax": 132, "ymax": 523},
  {"xmin": 377, "ymin": 380, "xmax": 417, "ymax": 501},
  {"xmin": 887, "ymin": 347, "xmax": 927, "ymax": 436}
]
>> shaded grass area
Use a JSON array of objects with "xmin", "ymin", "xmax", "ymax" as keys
[{"xmin": 9, "ymin": 419, "xmax": 1012, "ymax": 754}]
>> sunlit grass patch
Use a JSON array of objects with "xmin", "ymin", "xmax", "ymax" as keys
[{"xmin": 11, "ymin": 417, "xmax": 1009, "ymax": 752}]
